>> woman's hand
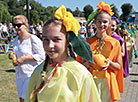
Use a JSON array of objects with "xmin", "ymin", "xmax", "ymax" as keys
[
  {"xmin": 83, "ymin": 60, "xmax": 95, "ymax": 70},
  {"xmin": 8, "ymin": 53, "xmax": 14, "ymax": 59},
  {"xmin": 99, "ymin": 58, "xmax": 110, "ymax": 71},
  {"xmin": 13, "ymin": 56, "xmax": 25, "ymax": 66}
]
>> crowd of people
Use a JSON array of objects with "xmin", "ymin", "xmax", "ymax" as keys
[
  {"xmin": 0, "ymin": 21, "xmax": 15, "ymax": 44},
  {"xmin": 3, "ymin": 1, "xmax": 138, "ymax": 102},
  {"xmin": 0, "ymin": 20, "xmax": 44, "ymax": 45}
]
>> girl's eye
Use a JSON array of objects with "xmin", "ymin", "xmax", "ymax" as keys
[
  {"xmin": 103, "ymin": 21, "xmax": 108, "ymax": 23},
  {"xmin": 53, "ymin": 38, "xmax": 61, "ymax": 42},
  {"xmin": 97, "ymin": 21, "xmax": 101, "ymax": 23},
  {"xmin": 112, "ymin": 25, "xmax": 115, "ymax": 27},
  {"xmin": 42, "ymin": 38, "xmax": 49, "ymax": 42}
]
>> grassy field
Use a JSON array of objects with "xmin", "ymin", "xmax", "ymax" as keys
[{"xmin": 0, "ymin": 52, "xmax": 18, "ymax": 102}]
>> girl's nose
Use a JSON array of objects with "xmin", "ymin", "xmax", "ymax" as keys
[
  {"xmin": 100, "ymin": 22, "xmax": 104, "ymax": 26},
  {"xmin": 48, "ymin": 40, "xmax": 54, "ymax": 48}
]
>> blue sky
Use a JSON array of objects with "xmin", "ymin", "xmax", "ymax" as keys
[{"xmin": 35, "ymin": 0, "xmax": 138, "ymax": 15}]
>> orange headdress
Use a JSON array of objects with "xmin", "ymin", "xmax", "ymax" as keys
[
  {"xmin": 87, "ymin": 1, "xmax": 114, "ymax": 25},
  {"xmin": 97, "ymin": 1, "xmax": 114, "ymax": 16}
]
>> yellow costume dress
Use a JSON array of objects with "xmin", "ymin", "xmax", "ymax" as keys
[
  {"xmin": 121, "ymin": 33, "xmax": 133, "ymax": 71},
  {"xmin": 25, "ymin": 57, "xmax": 101, "ymax": 102}
]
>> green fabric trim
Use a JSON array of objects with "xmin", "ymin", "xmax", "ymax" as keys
[
  {"xmin": 87, "ymin": 9, "xmax": 99, "ymax": 26},
  {"xmin": 67, "ymin": 31, "xmax": 93, "ymax": 63}
]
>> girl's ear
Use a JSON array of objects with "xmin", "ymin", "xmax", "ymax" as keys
[
  {"xmin": 66, "ymin": 41, "xmax": 70, "ymax": 47},
  {"xmin": 109, "ymin": 19, "xmax": 112, "ymax": 27},
  {"xmin": 106, "ymin": 23, "xmax": 111, "ymax": 36}
]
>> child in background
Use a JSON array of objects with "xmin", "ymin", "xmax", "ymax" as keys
[
  {"xmin": 120, "ymin": 24, "xmax": 134, "ymax": 71},
  {"xmin": 111, "ymin": 16, "xmax": 129, "ymax": 78}
]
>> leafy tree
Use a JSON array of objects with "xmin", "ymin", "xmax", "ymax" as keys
[
  {"xmin": 73, "ymin": 7, "xmax": 82, "ymax": 17},
  {"xmin": 0, "ymin": 0, "xmax": 137, "ymax": 25},
  {"xmin": 120, "ymin": 3, "xmax": 133, "ymax": 22},
  {"xmin": 44, "ymin": 6, "xmax": 57, "ymax": 19},
  {"xmin": 8, "ymin": 0, "xmax": 18, "ymax": 16},
  {"xmin": 67, "ymin": 8, "xmax": 73, "ymax": 13},
  {"xmin": 30, "ymin": 10, "xmax": 40, "ymax": 24},
  {"xmin": 83, "ymin": 5, "xmax": 93, "ymax": 20},
  {"xmin": 0, "ymin": 2, "xmax": 11, "ymax": 24},
  {"xmin": 110, "ymin": 4, "xmax": 119, "ymax": 18}
]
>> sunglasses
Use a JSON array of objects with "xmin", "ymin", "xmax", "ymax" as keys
[{"xmin": 13, "ymin": 23, "xmax": 24, "ymax": 28}]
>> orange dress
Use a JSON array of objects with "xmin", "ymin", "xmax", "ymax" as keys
[{"xmin": 76, "ymin": 36, "xmax": 124, "ymax": 101}]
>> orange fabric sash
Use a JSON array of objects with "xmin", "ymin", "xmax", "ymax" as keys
[{"xmin": 76, "ymin": 36, "xmax": 124, "ymax": 101}]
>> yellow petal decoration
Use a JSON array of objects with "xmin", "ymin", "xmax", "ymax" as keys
[
  {"xmin": 97, "ymin": 1, "xmax": 114, "ymax": 16},
  {"xmin": 54, "ymin": 5, "xmax": 81, "ymax": 36}
]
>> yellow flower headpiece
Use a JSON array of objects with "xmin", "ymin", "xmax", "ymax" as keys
[
  {"xmin": 54, "ymin": 5, "xmax": 81, "ymax": 36},
  {"xmin": 97, "ymin": 1, "xmax": 114, "ymax": 16}
]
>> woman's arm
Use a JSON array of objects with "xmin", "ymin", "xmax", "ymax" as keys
[
  {"xmin": 13, "ymin": 55, "xmax": 36, "ymax": 66},
  {"xmin": 108, "ymin": 53, "xmax": 121, "ymax": 71},
  {"xmin": 121, "ymin": 43, "xmax": 125, "ymax": 57}
]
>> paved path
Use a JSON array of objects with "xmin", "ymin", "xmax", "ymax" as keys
[
  {"xmin": 117, "ymin": 58, "xmax": 138, "ymax": 102},
  {"xmin": 117, "ymin": 32, "xmax": 138, "ymax": 102}
]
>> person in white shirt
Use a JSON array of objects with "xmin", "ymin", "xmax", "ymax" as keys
[
  {"xmin": 2, "ymin": 21, "xmax": 8, "ymax": 37},
  {"xmin": 78, "ymin": 22, "xmax": 87, "ymax": 39},
  {"xmin": 9, "ymin": 15, "xmax": 45, "ymax": 102},
  {"xmin": 0, "ymin": 23, "xmax": 3, "ymax": 39}
]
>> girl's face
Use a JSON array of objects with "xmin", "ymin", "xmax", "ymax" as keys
[
  {"xmin": 42, "ymin": 25, "xmax": 68, "ymax": 62},
  {"xmin": 95, "ymin": 13, "xmax": 111, "ymax": 33},
  {"xmin": 121, "ymin": 28, "xmax": 127, "ymax": 35},
  {"xmin": 14, "ymin": 19, "xmax": 26, "ymax": 35},
  {"xmin": 111, "ymin": 20, "xmax": 117, "ymax": 34}
]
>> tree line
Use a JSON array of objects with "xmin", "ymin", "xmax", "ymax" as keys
[{"xmin": 0, "ymin": 0, "xmax": 135, "ymax": 25}]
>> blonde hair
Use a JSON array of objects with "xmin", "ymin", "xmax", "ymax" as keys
[{"xmin": 13, "ymin": 15, "xmax": 29, "ymax": 29}]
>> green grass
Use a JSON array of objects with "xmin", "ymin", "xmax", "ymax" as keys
[{"xmin": 0, "ymin": 53, "xmax": 18, "ymax": 102}]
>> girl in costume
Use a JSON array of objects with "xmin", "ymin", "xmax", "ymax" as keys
[
  {"xmin": 25, "ymin": 5, "xmax": 101, "ymax": 102},
  {"xmin": 127, "ymin": 24, "xmax": 138, "ymax": 58},
  {"xmin": 130, "ymin": 24, "xmax": 138, "ymax": 58},
  {"xmin": 9, "ymin": 15, "xmax": 45, "ymax": 102},
  {"xmin": 120, "ymin": 24, "xmax": 134, "ymax": 71},
  {"xmin": 111, "ymin": 16, "xmax": 129, "ymax": 78},
  {"xmin": 76, "ymin": 1, "xmax": 124, "ymax": 102}
]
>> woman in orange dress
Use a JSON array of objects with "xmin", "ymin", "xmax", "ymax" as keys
[{"xmin": 76, "ymin": 1, "xmax": 124, "ymax": 102}]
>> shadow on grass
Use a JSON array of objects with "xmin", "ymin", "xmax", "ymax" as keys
[
  {"xmin": 0, "ymin": 52, "xmax": 5, "ymax": 54},
  {"xmin": 129, "ymin": 73, "xmax": 138, "ymax": 76},
  {"xmin": 133, "ymin": 62, "xmax": 138, "ymax": 65},
  {"xmin": 131, "ymin": 80, "xmax": 138, "ymax": 83},
  {"xmin": 5, "ymin": 69, "xmax": 15, "ymax": 73}
]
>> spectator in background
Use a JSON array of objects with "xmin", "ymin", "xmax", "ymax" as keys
[
  {"xmin": 86, "ymin": 24, "xmax": 95, "ymax": 40},
  {"xmin": 8, "ymin": 23, "xmax": 14, "ymax": 42},
  {"xmin": 29, "ymin": 23, "xmax": 36, "ymax": 35},
  {"xmin": 0, "ymin": 23, "xmax": 3, "ymax": 40},
  {"xmin": 78, "ymin": 22, "xmax": 87, "ymax": 39},
  {"xmin": 9, "ymin": 15, "xmax": 45, "ymax": 102},
  {"xmin": 36, "ymin": 21, "xmax": 43, "ymax": 40},
  {"xmin": 2, "ymin": 21, "xmax": 9, "ymax": 38}
]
